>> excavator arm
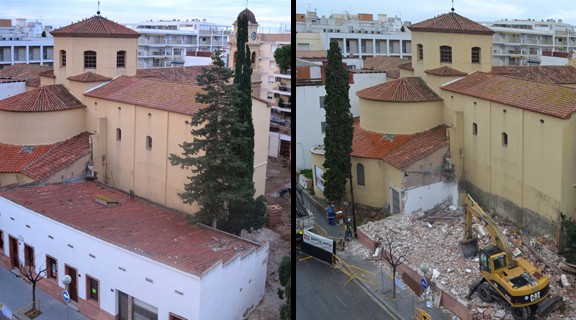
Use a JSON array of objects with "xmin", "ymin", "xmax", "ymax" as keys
[{"xmin": 461, "ymin": 194, "xmax": 514, "ymax": 268}]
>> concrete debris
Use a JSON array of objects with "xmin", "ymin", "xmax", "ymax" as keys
[
  {"xmin": 561, "ymin": 274, "xmax": 570, "ymax": 287},
  {"xmin": 354, "ymin": 203, "xmax": 576, "ymax": 319}
]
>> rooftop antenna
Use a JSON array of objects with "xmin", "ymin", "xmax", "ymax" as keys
[
  {"xmin": 97, "ymin": 0, "xmax": 101, "ymax": 15},
  {"xmin": 245, "ymin": 0, "xmax": 248, "ymax": 9},
  {"xmin": 451, "ymin": 0, "xmax": 455, "ymax": 12}
]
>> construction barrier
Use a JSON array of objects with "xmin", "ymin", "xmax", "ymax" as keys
[
  {"xmin": 301, "ymin": 229, "xmax": 335, "ymax": 264},
  {"xmin": 332, "ymin": 255, "xmax": 380, "ymax": 291}
]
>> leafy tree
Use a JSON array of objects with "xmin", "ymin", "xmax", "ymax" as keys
[
  {"xmin": 169, "ymin": 50, "xmax": 251, "ymax": 229},
  {"xmin": 277, "ymin": 256, "xmax": 291, "ymax": 320},
  {"xmin": 322, "ymin": 41, "xmax": 354, "ymax": 204},
  {"xmin": 274, "ymin": 44, "xmax": 291, "ymax": 73}
]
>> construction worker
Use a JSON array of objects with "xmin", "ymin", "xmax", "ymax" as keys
[
  {"xmin": 326, "ymin": 203, "xmax": 335, "ymax": 225},
  {"xmin": 344, "ymin": 217, "xmax": 353, "ymax": 240}
]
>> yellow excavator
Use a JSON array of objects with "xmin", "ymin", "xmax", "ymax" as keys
[{"xmin": 460, "ymin": 194, "xmax": 563, "ymax": 320}]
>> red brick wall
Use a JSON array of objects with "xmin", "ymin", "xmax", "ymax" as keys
[{"xmin": 439, "ymin": 290, "xmax": 472, "ymax": 320}]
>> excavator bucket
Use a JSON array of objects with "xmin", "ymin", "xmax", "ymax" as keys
[
  {"xmin": 535, "ymin": 295, "xmax": 564, "ymax": 317},
  {"xmin": 459, "ymin": 238, "xmax": 479, "ymax": 258}
]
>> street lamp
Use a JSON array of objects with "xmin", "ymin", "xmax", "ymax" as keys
[{"xmin": 62, "ymin": 275, "xmax": 71, "ymax": 320}]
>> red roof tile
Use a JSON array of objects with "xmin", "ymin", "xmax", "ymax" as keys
[
  {"xmin": 67, "ymin": 71, "xmax": 112, "ymax": 82},
  {"xmin": 425, "ymin": 66, "xmax": 467, "ymax": 77},
  {"xmin": 0, "ymin": 144, "xmax": 53, "ymax": 174},
  {"xmin": 356, "ymin": 77, "xmax": 442, "ymax": 102},
  {"xmin": 408, "ymin": 12, "xmax": 494, "ymax": 35},
  {"xmin": 50, "ymin": 15, "xmax": 140, "ymax": 38},
  {"xmin": 398, "ymin": 62, "xmax": 414, "ymax": 71},
  {"xmin": 0, "ymin": 181, "xmax": 261, "ymax": 276},
  {"xmin": 362, "ymin": 56, "xmax": 411, "ymax": 79},
  {"xmin": 135, "ymin": 66, "xmax": 206, "ymax": 84},
  {"xmin": 352, "ymin": 120, "xmax": 414, "ymax": 159},
  {"xmin": 383, "ymin": 125, "xmax": 449, "ymax": 169},
  {"xmin": 84, "ymin": 76, "xmax": 205, "ymax": 116},
  {"xmin": 22, "ymin": 132, "xmax": 91, "ymax": 180},
  {"xmin": 0, "ymin": 84, "xmax": 86, "ymax": 112},
  {"xmin": 441, "ymin": 72, "xmax": 576, "ymax": 119},
  {"xmin": 0, "ymin": 64, "xmax": 53, "ymax": 87},
  {"xmin": 39, "ymin": 69, "xmax": 55, "ymax": 78},
  {"xmin": 491, "ymin": 66, "xmax": 576, "ymax": 85}
]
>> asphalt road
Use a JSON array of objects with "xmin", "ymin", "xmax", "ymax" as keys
[{"xmin": 296, "ymin": 253, "xmax": 396, "ymax": 320}]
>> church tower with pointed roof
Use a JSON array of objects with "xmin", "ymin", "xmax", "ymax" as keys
[
  {"xmin": 229, "ymin": 8, "xmax": 262, "ymax": 93},
  {"xmin": 407, "ymin": 11, "xmax": 494, "ymax": 79},
  {"xmin": 50, "ymin": 14, "xmax": 140, "ymax": 90}
]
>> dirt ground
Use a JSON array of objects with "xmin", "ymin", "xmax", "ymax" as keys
[{"xmin": 244, "ymin": 156, "xmax": 291, "ymax": 320}]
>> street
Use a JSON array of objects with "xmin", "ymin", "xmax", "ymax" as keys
[{"xmin": 296, "ymin": 253, "xmax": 397, "ymax": 320}]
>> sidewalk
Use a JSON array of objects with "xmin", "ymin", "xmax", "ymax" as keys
[
  {"xmin": 301, "ymin": 190, "xmax": 453, "ymax": 320},
  {"xmin": 0, "ymin": 267, "xmax": 88, "ymax": 320}
]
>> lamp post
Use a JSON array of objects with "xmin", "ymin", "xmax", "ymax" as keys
[{"xmin": 62, "ymin": 275, "xmax": 71, "ymax": 320}]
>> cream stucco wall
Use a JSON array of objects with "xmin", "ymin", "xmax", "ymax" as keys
[
  {"xmin": 0, "ymin": 173, "xmax": 34, "ymax": 187},
  {"xmin": 359, "ymin": 98, "xmax": 444, "ymax": 134},
  {"xmin": 411, "ymin": 31, "xmax": 492, "ymax": 77},
  {"xmin": 295, "ymin": 32, "xmax": 323, "ymax": 51},
  {"xmin": 252, "ymin": 99, "xmax": 271, "ymax": 197},
  {"xmin": 0, "ymin": 109, "xmax": 85, "ymax": 145},
  {"xmin": 350, "ymin": 157, "xmax": 402, "ymax": 209}
]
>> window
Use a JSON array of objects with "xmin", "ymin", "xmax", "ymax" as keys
[
  {"xmin": 87, "ymin": 275, "xmax": 99, "ymax": 302},
  {"xmin": 24, "ymin": 244, "xmax": 34, "ymax": 266},
  {"xmin": 493, "ymin": 256, "xmax": 506, "ymax": 270},
  {"xmin": 84, "ymin": 50, "xmax": 97, "ymax": 68},
  {"xmin": 321, "ymin": 121, "xmax": 327, "ymax": 134},
  {"xmin": 116, "ymin": 128, "xmax": 122, "ymax": 141},
  {"xmin": 471, "ymin": 47, "xmax": 480, "ymax": 63},
  {"xmin": 319, "ymin": 96, "xmax": 326, "ymax": 108},
  {"xmin": 251, "ymin": 52, "xmax": 256, "ymax": 64},
  {"xmin": 502, "ymin": 132, "xmax": 508, "ymax": 147},
  {"xmin": 267, "ymin": 92, "xmax": 273, "ymax": 100},
  {"xmin": 417, "ymin": 44, "xmax": 424, "ymax": 61},
  {"xmin": 472, "ymin": 123, "xmax": 478, "ymax": 136},
  {"xmin": 117, "ymin": 50, "xmax": 126, "ymax": 68},
  {"xmin": 0, "ymin": 230, "xmax": 3, "ymax": 252},
  {"xmin": 60, "ymin": 50, "xmax": 66, "ymax": 67},
  {"xmin": 440, "ymin": 45, "xmax": 452, "ymax": 63},
  {"xmin": 46, "ymin": 256, "xmax": 57, "ymax": 279},
  {"xmin": 268, "ymin": 76, "xmax": 275, "ymax": 84},
  {"xmin": 269, "ymin": 61, "xmax": 276, "ymax": 69},
  {"xmin": 356, "ymin": 164, "xmax": 365, "ymax": 186},
  {"xmin": 146, "ymin": 136, "xmax": 153, "ymax": 150},
  {"xmin": 169, "ymin": 314, "xmax": 187, "ymax": 320}
]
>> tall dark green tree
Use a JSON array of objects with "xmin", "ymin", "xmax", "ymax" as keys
[
  {"xmin": 274, "ymin": 44, "xmax": 291, "ymax": 73},
  {"xmin": 322, "ymin": 41, "xmax": 354, "ymax": 204},
  {"xmin": 169, "ymin": 50, "xmax": 251, "ymax": 229}
]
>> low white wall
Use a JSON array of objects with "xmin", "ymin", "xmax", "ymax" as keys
[
  {"xmin": 403, "ymin": 181, "xmax": 458, "ymax": 214},
  {"xmin": 0, "ymin": 81, "xmax": 26, "ymax": 100}
]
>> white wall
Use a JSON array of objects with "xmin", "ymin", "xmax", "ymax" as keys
[
  {"xmin": 0, "ymin": 196, "xmax": 266, "ymax": 320},
  {"xmin": 403, "ymin": 181, "xmax": 458, "ymax": 214},
  {"xmin": 0, "ymin": 81, "xmax": 26, "ymax": 100}
]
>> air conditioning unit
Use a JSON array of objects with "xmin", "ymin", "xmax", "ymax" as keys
[{"xmin": 86, "ymin": 165, "xmax": 97, "ymax": 180}]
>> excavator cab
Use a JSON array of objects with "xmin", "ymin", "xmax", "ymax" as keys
[{"xmin": 479, "ymin": 245, "xmax": 507, "ymax": 273}]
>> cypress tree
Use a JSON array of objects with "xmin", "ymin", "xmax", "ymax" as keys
[
  {"xmin": 169, "ymin": 50, "xmax": 251, "ymax": 228},
  {"xmin": 323, "ymin": 41, "xmax": 354, "ymax": 205}
]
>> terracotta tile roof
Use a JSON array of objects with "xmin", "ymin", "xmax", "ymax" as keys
[
  {"xmin": 22, "ymin": 132, "xmax": 91, "ymax": 180},
  {"xmin": 84, "ymin": 76, "xmax": 205, "ymax": 116},
  {"xmin": 491, "ymin": 66, "xmax": 576, "ymax": 85},
  {"xmin": 441, "ymin": 72, "xmax": 576, "ymax": 119},
  {"xmin": 0, "ymin": 64, "xmax": 53, "ymax": 87},
  {"xmin": 408, "ymin": 12, "xmax": 495, "ymax": 35},
  {"xmin": 352, "ymin": 120, "xmax": 414, "ymax": 159},
  {"xmin": 383, "ymin": 125, "xmax": 449, "ymax": 169},
  {"xmin": 362, "ymin": 56, "xmax": 411, "ymax": 79},
  {"xmin": 0, "ymin": 132, "xmax": 90, "ymax": 180},
  {"xmin": 135, "ymin": 66, "xmax": 206, "ymax": 84},
  {"xmin": 67, "ymin": 71, "xmax": 112, "ymax": 82},
  {"xmin": 356, "ymin": 77, "xmax": 442, "ymax": 102},
  {"xmin": 39, "ymin": 69, "xmax": 55, "ymax": 78},
  {"xmin": 398, "ymin": 62, "xmax": 414, "ymax": 71},
  {"xmin": 425, "ymin": 66, "xmax": 467, "ymax": 77},
  {"xmin": 0, "ymin": 84, "xmax": 86, "ymax": 112},
  {"xmin": 50, "ymin": 15, "xmax": 140, "ymax": 38},
  {"xmin": 0, "ymin": 181, "xmax": 261, "ymax": 276}
]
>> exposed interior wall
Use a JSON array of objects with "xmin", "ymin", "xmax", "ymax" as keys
[{"xmin": 403, "ymin": 181, "xmax": 458, "ymax": 214}]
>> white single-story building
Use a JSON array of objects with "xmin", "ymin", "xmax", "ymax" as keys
[{"xmin": 0, "ymin": 181, "xmax": 268, "ymax": 320}]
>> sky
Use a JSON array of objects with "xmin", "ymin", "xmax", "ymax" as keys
[
  {"xmin": 296, "ymin": 0, "xmax": 576, "ymax": 26},
  {"xmin": 2, "ymin": 0, "xmax": 291, "ymax": 33}
]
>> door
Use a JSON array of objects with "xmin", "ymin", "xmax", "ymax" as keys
[
  {"xmin": 65, "ymin": 265, "xmax": 78, "ymax": 302},
  {"xmin": 391, "ymin": 189, "xmax": 400, "ymax": 214},
  {"xmin": 279, "ymin": 139, "xmax": 290, "ymax": 158},
  {"xmin": 9, "ymin": 236, "xmax": 19, "ymax": 269}
]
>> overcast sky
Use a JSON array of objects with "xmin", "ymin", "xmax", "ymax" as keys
[
  {"xmin": 2, "ymin": 0, "xmax": 291, "ymax": 32},
  {"xmin": 296, "ymin": 0, "xmax": 576, "ymax": 26}
]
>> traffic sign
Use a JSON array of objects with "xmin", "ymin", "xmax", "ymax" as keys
[
  {"xmin": 62, "ymin": 290, "xmax": 70, "ymax": 303},
  {"xmin": 420, "ymin": 278, "xmax": 428, "ymax": 290}
]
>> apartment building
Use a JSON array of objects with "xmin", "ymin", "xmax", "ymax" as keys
[
  {"xmin": 0, "ymin": 18, "xmax": 54, "ymax": 67},
  {"xmin": 126, "ymin": 19, "xmax": 232, "ymax": 68},
  {"xmin": 485, "ymin": 18, "xmax": 576, "ymax": 66}
]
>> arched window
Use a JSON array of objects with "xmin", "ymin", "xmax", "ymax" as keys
[
  {"xmin": 440, "ymin": 45, "xmax": 452, "ymax": 63},
  {"xmin": 417, "ymin": 44, "xmax": 424, "ymax": 61},
  {"xmin": 60, "ymin": 50, "xmax": 66, "ymax": 67},
  {"xmin": 116, "ymin": 128, "xmax": 122, "ymax": 141},
  {"xmin": 502, "ymin": 132, "xmax": 508, "ymax": 147},
  {"xmin": 356, "ymin": 163, "xmax": 365, "ymax": 186},
  {"xmin": 472, "ymin": 123, "xmax": 478, "ymax": 136},
  {"xmin": 117, "ymin": 50, "xmax": 126, "ymax": 68},
  {"xmin": 146, "ymin": 136, "xmax": 153, "ymax": 150},
  {"xmin": 471, "ymin": 47, "xmax": 481, "ymax": 63},
  {"xmin": 84, "ymin": 50, "xmax": 97, "ymax": 69},
  {"xmin": 251, "ymin": 51, "xmax": 256, "ymax": 64}
]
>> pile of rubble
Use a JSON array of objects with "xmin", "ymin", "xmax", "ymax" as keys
[{"xmin": 352, "ymin": 203, "xmax": 575, "ymax": 319}]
